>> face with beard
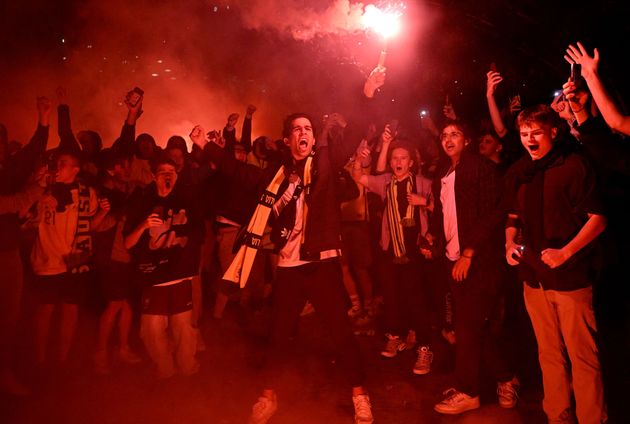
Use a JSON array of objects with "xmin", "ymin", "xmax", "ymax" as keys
[
  {"xmin": 284, "ymin": 117, "xmax": 315, "ymax": 161},
  {"xmin": 519, "ymin": 122, "xmax": 557, "ymax": 160},
  {"xmin": 154, "ymin": 163, "xmax": 178, "ymax": 196}
]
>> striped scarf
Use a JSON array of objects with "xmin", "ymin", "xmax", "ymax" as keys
[
  {"xmin": 386, "ymin": 174, "xmax": 415, "ymax": 264},
  {"xmin": 223, "ymin": 156, "xmax": 313, "ymax": 287}
]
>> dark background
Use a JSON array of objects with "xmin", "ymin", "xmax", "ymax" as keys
[{"xmin": 1, "ymin": 0, "xmax": 628, "ymax": 146}]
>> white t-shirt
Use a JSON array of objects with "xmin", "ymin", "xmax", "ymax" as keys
[{"xmin": 440, "ymin": 170, "xmax": 460, "ymax": 261}]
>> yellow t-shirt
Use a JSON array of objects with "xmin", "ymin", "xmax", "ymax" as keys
[{"xmin": 31, "ymin": 186, "xmax": 99, "ymax": 275}]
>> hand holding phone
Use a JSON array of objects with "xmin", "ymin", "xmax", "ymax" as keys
[{"xmin": 570, "ymin": 63, "xmax": 581, "ymax": 82}]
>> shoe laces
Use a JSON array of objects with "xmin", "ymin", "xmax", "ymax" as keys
[
  {"xmin": 353, "ymin": 394, "xmax": 372, "ymax": 418},
  {"xmin": 384, "ymin": 334, "xmax": 404, "ymax": 352},
  {"xmin": 441, "ymin": 388, "xmax": 466, "ymax": 404},
  {"xmin": 415, "ymin": 346, "xmax": 433, "ymax": 367}
]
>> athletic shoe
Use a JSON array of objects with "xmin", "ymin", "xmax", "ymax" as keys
[
  {"xmin": 434, "ymin": 388, "xmax": 480, "ymax": 415},
  {"xmin": 413, "ymin": 346, "xmax": 433, "ymax": 375},
  {"xmin": 497, "ymin": 377, "xmax": 520, "ymax": 408},
  {"xmin": 248, "ymin": 393, "xmax": 278, "ymax": 424},
  {"xmin": 352, "ymin": 394, "xmax": 374, "ymax": 424},
  {"xmin": 380, "ymin": 334, "xmax": 406, "ymax": 358}
]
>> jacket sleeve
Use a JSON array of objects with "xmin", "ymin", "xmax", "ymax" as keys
[
  {"xmin": 57, "ymin": 104, "xmax": 81, "ymax": 153},
  {"xmin": 112, "ymin": 122, "xmax": 136, "ymax": 158}
]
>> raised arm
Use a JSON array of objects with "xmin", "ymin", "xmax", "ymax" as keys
[
  {"xmin": 351, "ymin": 140, "xmax": 371, "ymax": 187},
  {"xmin": 565, "ymin": 42, "xmax": 630, "ymax": 136},
  {"xmin": 12, "ymin": 97, "xmax": 50, "ymax": 164},
  {"xmin": 375, "ymin": 125, "xmax": 393, "ymax": 174},
  {"xmin": 56, "ymin": 86, "xmax": 81, "ymax": 153},
  {"xmin": 486, "ymin": 71, "xmax": 508, "ymax": 138},
  {"xmin": 112, "ymin": 90, "xmax": 143, "ymax": 157},
  {"xmin": 241, "ymin": 105, "xmax": 256, "ymax": 152}
]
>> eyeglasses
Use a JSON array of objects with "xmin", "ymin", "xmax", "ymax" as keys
[{"xmin": 440, "ymin": 131, "xmax": 463, "ymax": 141}]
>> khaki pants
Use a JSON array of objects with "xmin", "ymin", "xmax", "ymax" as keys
[{"xmin": 523, "ymin": 283, "xmax": 607, "ymax": 424}]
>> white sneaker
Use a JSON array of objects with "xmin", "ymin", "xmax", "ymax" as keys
[
  {"xmin": 352, "ymin": 394, "xmax": 374, "ymax": 424},
  {"xmin": 248, "ymin": 393, "xmax": 278, "ymax": 424},
  {"xmin": 413, "ymin": 346, "xmax": 433, "ymax": 375},
  {"xmin": 497, "ymin": 377, "xmax": 520, "ymax": 408},
  {"xmin": 434, "ymin": 388, "xmax": 480, "ymax": 415},
  {"xmin": 380, "ymin": 334, "xmax": 407, "ymax": 358}
]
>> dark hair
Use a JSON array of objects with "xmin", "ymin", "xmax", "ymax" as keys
[
  {"xmin": 56, "ymin": 147, "xmax": 83, "ymax": 167},
  {"xmin": 136, "ymin": 133, "xmax": 156, "ymax": 147},
  {"xmin": 78, "ymin": 130, "xmax": 103, "ymax": 152},
  {"xmin": 440, "ymin": 121, "xmax": 469, "ymax": 138},
  {"xmin": 150, "ymin": 153, "xmax": 178, "ymax": 174},
  {"xmin": 100, "ymin": 148, "xmax": 130, "ymax": 171},
  {"xmin": 166, "ymin": 135, "xmax": 188, "ymax": 153},
  {"xmin": 282, "ymin": 113, "xmax": 316, "ymax": 139},
  {"xmin": 386, "ymin": 139, "xmax": 419, "ymax": 174},
  {"xmin": 516, "ymin": 104, "xmax": 559, "ymax": 130}
]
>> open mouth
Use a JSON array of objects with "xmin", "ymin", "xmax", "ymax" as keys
[
  {"xmin": 165, "ymin": 180, "xmax": 172, "ymax": 189},
  {"xmin": 528, "ymin": 144, "xmax": 540, "ymax": 152},
  {"xmin": 395, "ymin": 166, "xmax": 403, "ymax": 172},
  {"xmin": 298, "ymin": 139, "xmax": 308, "ymax": 148}
]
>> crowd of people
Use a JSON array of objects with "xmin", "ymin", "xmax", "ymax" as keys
[{"xmin": 1, "ymin": 42, "xmax": 628, "ymax": 424}]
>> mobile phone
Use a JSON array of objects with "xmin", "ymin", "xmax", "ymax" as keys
[
  {"xmin": 128, "ymin": 86, "xmax": 144, "ymax": 107},
  {"xmin": 570, "ymin": 63, "xmax": 581, "ymax": 82},
  {"xmin": 419, "ymin": 109, "xmax": 429, "ymax": 118}
]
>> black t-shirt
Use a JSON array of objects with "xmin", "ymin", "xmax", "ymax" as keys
[{"xmin": 124, "ymin": 184, "xmax": 203, "ymax": 286}]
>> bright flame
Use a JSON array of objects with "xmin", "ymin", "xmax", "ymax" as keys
[{"xmin": 362, "ymin": 3, "xmax": 404, "ymax": 39}]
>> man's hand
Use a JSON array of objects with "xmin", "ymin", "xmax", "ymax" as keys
[
  {"xmin": 56, "ymin": 86, "xmax": 67, "ymax": 105},
  {"xmin": 562, "ymin": 79, "xmax": 590, "ymax": 120},
  {"xmin": 189, "ymin": 125, "xmax": 207, "ymax": 148},
  {"xmin": 143, "ymin": 213, "xmax": 164, "ymax": 230},
  {"xmin": 380, "ymin": 124, "xmax": 394, "ymax": 146},
  {"xmin": 364, "ymin": 66, "xmax": 386, "ymax": 98},
  {"xmin": 541, "ymin": 247, "xmax": 570, "ymax": 269},
  {"xmin": 407, "ymin": 193, "xmax": 427, "ymax": 207},
  {"xmin": 443, "ymin": 98, "xmax": 457, "ymax": 121},
  {"xmin": 125, "ymin": 91, "xmax": 144, "ymax": 122},
  {"xmin": 37, "ymin": 96, "xmax": 51, "ymax": 125},
  {"xmin": 565, "ymin": 42, "xmax": 600, "ymax": 80},
  {"xmin": 420, "ymin": 233, "xmax": 434, "ymax": 259},
  {"xmin": 98, "ymin": 198, "xmax": 111, "ymax": 214},
  {"xmin": 226, "ymin": 113, "xmax": 239, "ymax": 129},
  {"xmin": 355, "ymin": 139, "xmax": 371, "ymax": 164},
  {"xmin": 323, "ymin": 112, "xmax": 347, "ymax": 131},
  {"xmin": 505, "ymin": 242, "xmax": 521, "ymax": 266},
  {"xmin": 486, "ymin": 71, "xmax": 503, "ymax": 97},
  {"xmin": 246, "ymin": 104, "xmax": 257, "ymax": 117},
  {"xmin": 452, "ymin": 256, "xmax": 471, "ymax": 282}
]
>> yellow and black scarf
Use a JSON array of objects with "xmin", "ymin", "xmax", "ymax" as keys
[
  {"xmin": 224, "ymin": 156, "xmax": 312, "ymax": 287},
  {"xmin": 386, "ymin": 174, "xmax": 416, "ymax": 264}
]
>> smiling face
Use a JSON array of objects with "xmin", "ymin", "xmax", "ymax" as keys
[
  {"xmin": 440, "ymin": 124, "xmax": 468, "ymax": 163},
  {"xmin": 519, "ymin": 122, "xmax": 556, "ymax": 160},
  {"xmin": 389, "ymin": 147, "xmax": 414, "ymax": 180},
  {"xmin": 284, "ymin": 116, "xmax": 315, "ymax": 161}
]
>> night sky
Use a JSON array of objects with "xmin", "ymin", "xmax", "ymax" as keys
[{"xmin": 1, "ymin": 0, "xmax": 628, "ymax": 147}]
